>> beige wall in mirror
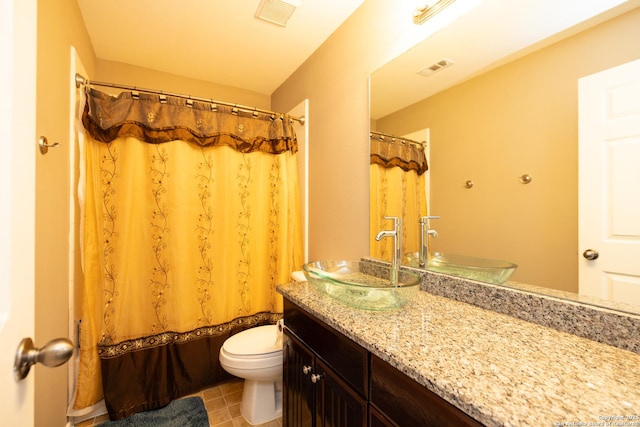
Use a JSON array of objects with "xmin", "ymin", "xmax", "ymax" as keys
[{"xmin": 371, "ymin": 8, "xmax": 640, "ymax": 294}]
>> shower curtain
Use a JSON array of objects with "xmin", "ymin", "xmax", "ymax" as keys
[
  {"xmin": 370, "ymin": 135, "xmax": 428, "ymax": 261},
  {"xmin": 73, "ymin": 88, "xmax": 303, "ymax": 420}
]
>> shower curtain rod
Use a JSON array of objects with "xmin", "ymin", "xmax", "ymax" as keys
[
  {"xmin": 74, "ymin": 73, "xmax": 305, "ymax": 125},
  {"xmin": 370, "ymin": 130, "xmax": 425, "ymax": 148}
]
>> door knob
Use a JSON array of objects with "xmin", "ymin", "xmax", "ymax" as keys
[
  {"xmin": 14, "ymin": 337, "xmax": 74, "ymax": 380},
  {"xmin": 583, "ymin": 249, "xmax": 599, "ymax": 261},
  {"xmin": 311, "ymin": 373, "xmax": 323, "ymax": 383}
]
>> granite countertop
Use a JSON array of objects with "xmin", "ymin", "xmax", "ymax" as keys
[{"xmin": 277, "ymin": 281, "xmax": 640, "ymax": 427}]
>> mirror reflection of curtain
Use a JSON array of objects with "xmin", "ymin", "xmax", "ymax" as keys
[
  {"xmin": 370, "ymin": 134, "xmax": 428, "ymax": 261},
  {"xmin": 74, "ymin": 88, "xmax": 303, "ymax": 420}
]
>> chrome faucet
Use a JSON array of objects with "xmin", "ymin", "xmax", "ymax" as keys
[
  {"xmin": 375, "ymin": 216, "xmax": 402, "ymax": 286},
  {"xmin": 419, "ymin": 216, "xmax": 440, "ymax": 268}
]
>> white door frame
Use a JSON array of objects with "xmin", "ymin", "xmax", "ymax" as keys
[{"xmin": 288, "ymin": 100, "xmax": 309, "ymax": 263}]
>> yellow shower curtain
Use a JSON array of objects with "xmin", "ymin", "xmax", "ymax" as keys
[
  {"xmin": 74, "ymin": 88, "xmax": 303, "ymax": 419},
  {"xmin": 370, "ymin": 135, "xmax": 428, "ymax": 261}
]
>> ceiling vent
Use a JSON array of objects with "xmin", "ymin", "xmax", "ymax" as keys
[
  {"xmin": 255, "ymin": 0, "xmax": 300, "ymax": 27},
  {"xmin": 417, "ymin": 58, "xmax": 454, "ymax": 77}
]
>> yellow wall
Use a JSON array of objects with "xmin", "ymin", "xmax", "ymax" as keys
[
  {"xmin": 375, "ymin": 8, "xmax": 640, "ymax": 292},
  {"xmin": 33, "ymin": 1, "xmax": 639, "ymax": 423},
  {"xmin": 93, "ymin": 59, "xmax": 270, "ymax": 109},
  {"xmin": 35, "ymin": 0, "xmax": 95, "ymax": 426},
  {"xmin": 271, "ymin": 0, "xmax": 418, "ymax": 261}
]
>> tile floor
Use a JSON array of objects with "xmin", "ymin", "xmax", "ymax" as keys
[{"xmin": 75, "ymin": 378, "xmax": 282, "ymax": 427}]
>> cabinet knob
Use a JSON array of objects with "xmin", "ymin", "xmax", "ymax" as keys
[
  {"xmin": 302, "ymin": 365, "xmax": 312, "ymax": 375},
  {"xmin": 311, "ymin": 373, "xmax": 323, "ymax": 383}
]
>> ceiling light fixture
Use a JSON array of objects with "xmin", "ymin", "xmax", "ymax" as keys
[
  {"xmin": 413, "ymin": 0, "xmax": 457, "ymax": 25},
  {"xmin": 255, "ymin": 0, "xmax": 300, "ymax": 27}
]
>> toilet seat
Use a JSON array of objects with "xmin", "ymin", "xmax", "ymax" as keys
[
  {"xmin": 224, "ymin": 325, "xmax": 281, "ymax": 356},
  {"xmin": 220, "ymin": 325, "xmax": 283, "ymax": 370}
]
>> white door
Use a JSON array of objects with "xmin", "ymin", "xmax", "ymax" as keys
[
  {"xmin": 578, "ymin": 58, "xmax": 640, "ymax": 304},
  {"xmin": 0, "ymin": 0, "xmax": 37, "ymax": 424}
]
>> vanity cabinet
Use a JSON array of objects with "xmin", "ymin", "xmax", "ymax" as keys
[
  {"xmin": 282, "ymin": 330, "xmax": 314, "ymax": 426},
  {"xmin": 370, "ymin": 354, "xmax": 483, "ymax": 427},
  {"xmin": 283, "ymin": 298, "xmax": 485, "ymax": 427},
  {"xmin": 283, "ymin": 330, "xmax": 367, "ymax": 426},
  {"xmin": 283, "ymin": 299, "xmax": 367, "ymax": 427}
]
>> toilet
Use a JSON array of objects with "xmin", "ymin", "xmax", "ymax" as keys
[{"xmin": 219, "ymin": 323, "xmax": 283, "ymax": 425}]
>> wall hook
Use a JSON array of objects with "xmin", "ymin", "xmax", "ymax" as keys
[
  {"xmin": 464, "ymin": 180, "xmax": 474, "ymax": 189},
  {"xmin": 38, "ymin": 136, "xmax": 60, "ymax": 155},
  {"xmin": 519, "ymin": 174, "xmax": 532, "ymax": 184}
]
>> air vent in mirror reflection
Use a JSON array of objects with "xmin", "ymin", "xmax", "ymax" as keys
[{"xmin": 417, "ymin": 58, "xmax": 454, "ymax": 77}]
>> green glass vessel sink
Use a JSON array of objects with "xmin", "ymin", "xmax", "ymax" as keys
[
  {"xmin": 302, "ymin": 260, "xmax": 420, "ymax": 310},
  {"xmin": 403, "ymin": 252, "xmax": 517, "ymax": 285}
]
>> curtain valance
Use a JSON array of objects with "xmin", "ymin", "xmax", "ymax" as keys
[
  {"xmin": 370, "ymin": 135, "xmax": 428, "ymax": 175},
  {"xmin": 82, "ymin": 88, "xmax": 298, "ymax": 154}
]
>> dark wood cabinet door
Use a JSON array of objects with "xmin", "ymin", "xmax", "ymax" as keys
[
  {"xmin": 284, "ymin": 299, "xmax": 368, "ymax": 397},
  {"xmin": 283, "ymin": 330, "xmax": 315, "ymax": 427},
  {"xmin": 314, "ymin": 358, "xmax": 367, "ymax": 427},
  {"xmin": 369, "ymin": 406, "xmax": 397, "ymax": 427},
  {"xmin": 370, "ymin": 354, "xmax": 484, "ymax": 427}
]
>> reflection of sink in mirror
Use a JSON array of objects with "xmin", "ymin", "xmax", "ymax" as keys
[
  {"xmin": 302, "ymin": 260, "xmax": 420, "ymax": 311},
  {"xmin": 403, "ymin": 252, "xmax": 517, "ymax": 285}
]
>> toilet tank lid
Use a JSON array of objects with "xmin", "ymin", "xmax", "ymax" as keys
[{"xmin": 224, "ymin": 324, "xmax": 282, "ymax": 356}]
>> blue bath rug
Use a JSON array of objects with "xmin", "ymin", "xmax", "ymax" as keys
[{"xmin": 97, "ymin": 397, "xmax": 209, "ymax": 427}]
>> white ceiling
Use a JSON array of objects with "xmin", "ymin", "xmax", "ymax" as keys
[
  {"xmin": 76, "ymin": 0, "xmax": 365, "ymax": 95},
  {"xmin": 77, "ymin": 0, "xmax": 639, "ymax": 107}
]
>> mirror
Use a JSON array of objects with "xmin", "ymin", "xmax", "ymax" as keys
[{"xmin": 370, "ymin": 2, "xmax": 640, "ymax": 313}]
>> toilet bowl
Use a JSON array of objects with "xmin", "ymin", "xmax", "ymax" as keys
[{"xmin": 219, "ymin": 324, "xmax": 283, "ymax": 425}]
